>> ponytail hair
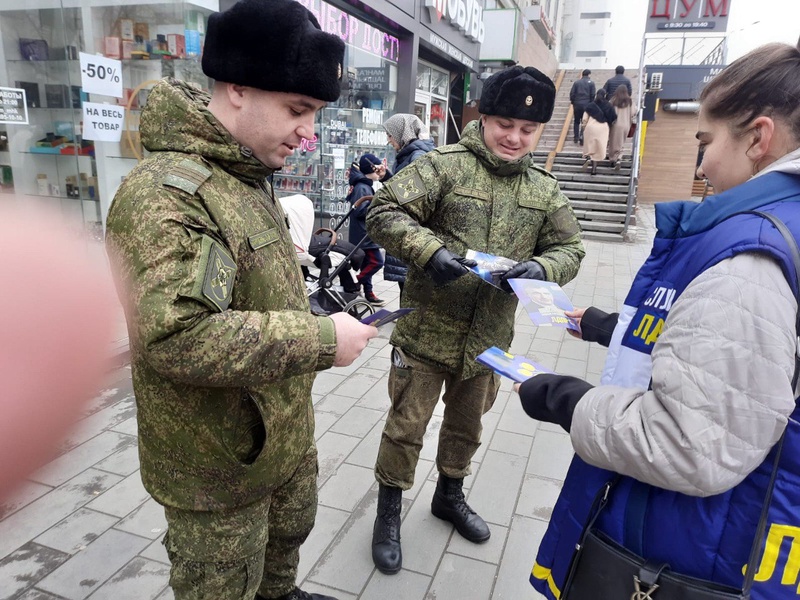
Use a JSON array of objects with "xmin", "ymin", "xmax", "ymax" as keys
[{"xmin": 700, "ymin": 42, "xmax": 800, "ymax": 143}]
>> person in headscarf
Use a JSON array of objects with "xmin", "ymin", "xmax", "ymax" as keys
[{"xmin": 380, "ymin": 114, "xmax": 437, "ymax": 292}]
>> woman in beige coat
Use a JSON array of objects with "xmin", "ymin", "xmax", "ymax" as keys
[
  {"xmin": 608, "ymin": 85, "xmax": 636, "ymax": 170},
  {"xmin": 581, "ymin": 90, "xmax": 615, "ymax": 175}
]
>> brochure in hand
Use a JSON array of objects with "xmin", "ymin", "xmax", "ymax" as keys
[
  {"xmin": 476, "ymin": 346, "xmax": 553, "ymax": 383},
  {"xmin": 508, "ymin": 279, "xmax": 579, "ymax": 332},
  {"xmin": 465, "ymin": 249, "xmax": 517, "ymax": 289},
  {"xmin": 360, "ymin": 308, "xmax": 415, "ymax": 327}
]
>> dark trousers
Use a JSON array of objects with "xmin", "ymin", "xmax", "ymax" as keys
[
  {"xmin": 573, "ymin": 105, "xmax": 586, "ymax": 141},
  {"xmin": 357, "ymin": 248, "xmax": 384, "ymax": 293}
]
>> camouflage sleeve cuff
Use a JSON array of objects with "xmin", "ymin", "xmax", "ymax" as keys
[
  {"xmin": 415, "ymin": 239, "xmax": 444, "ymax": 269},
  {"xmin": 534, "ymin": 257, "xmax": 554, "ymax": 281},
  {"xmin": 317, "ymin": 316, "xmax": 337, "ymax": 370}
]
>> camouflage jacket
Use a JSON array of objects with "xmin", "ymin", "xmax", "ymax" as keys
[
  {"xmin": 366, "ymin": 120, "xmax": 585, "ymax": 379},
  {"xmin": 105, "ymin": 79, "xmax": 337, "ymax": 511}
]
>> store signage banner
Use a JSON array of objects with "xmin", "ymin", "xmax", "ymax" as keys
[
  {"xmin": 295, "ymin": 0, "xmax": 400, "ymax": 63},
  {"xmin": 424, "ymin": 0, "xmax": 485, "ymax": 43},
  {"xmin": 79, "ymin": 52, "xmax": 124, "ymax": 98},
  {"xmin": 427, "ymin": 31, "xmax": 474, "ymax": 69},
  {"xmin": 0, "ymin": 87, "xmax": 29, "ymax": 125},
  {"xmin": 82, "ymin": 102, "xmax": 125, "ymax": 142},
  {"xmin": 645, "ymin": 0, "xmax": 730, "ymax": 33}
]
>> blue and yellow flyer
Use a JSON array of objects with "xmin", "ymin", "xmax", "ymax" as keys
[
  {"xmin": 508, "ymin": 279, "xmax": 579, "ymax": 332},
  {"xmin": 476, "ymin": 346, "xmax": 553, "ymax": 382}
]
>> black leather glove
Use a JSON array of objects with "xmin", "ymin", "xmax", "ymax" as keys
[
  {"xmin": 518, "ymin": 374, "xmax": 593, "ymax": 433},
  {"xmin": 424, "ymin": 247, "xmax": 477, "ymax": 286},
  {"xmin": 500, "ymin": 260, "xmax": 546, "ymax": 292}
]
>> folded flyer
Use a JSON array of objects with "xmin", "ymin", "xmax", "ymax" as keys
[
  {"xmin": 508, "ymin": 279, "xmax": 579, "ymax": 331},
  {"xmin": 361, "ymin": 308, "xmax": 415, "ymax": 327},
  {"xmin": 476, "ymin": 346, "xmax": 553, "ymax": 383},
  {"xmin": 465, "ymin": 249, "xmax": 517, "ymax": 289}
]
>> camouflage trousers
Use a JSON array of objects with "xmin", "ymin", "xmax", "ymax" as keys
[
  {"xmin": 163, "ymin": 447, "xmax": 317, "ymax": 600},
  {"xmin": 375, "ymin": 347, "xmax": 500, "ymax": 490}
]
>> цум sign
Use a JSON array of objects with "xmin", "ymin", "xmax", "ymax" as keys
[{"xmin": 645, "ymin": 0, "xmax": 730, "ymax": 33}]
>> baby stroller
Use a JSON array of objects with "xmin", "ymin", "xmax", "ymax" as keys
[{"xmin": 279, "ymin": 194, "xmax": 376, "ymax": 320}]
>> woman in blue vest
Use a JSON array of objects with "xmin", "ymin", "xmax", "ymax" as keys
[{"xmin": 517, "ymin": 42, "xmax": 800, "ymax": 599}]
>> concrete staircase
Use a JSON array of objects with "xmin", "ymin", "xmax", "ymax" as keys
[
  {"xmin": 535, "ymin": 150, "xmax": 634, "ymax": 242},
  {"xmin": 537, "ymin": 69, "xmax": 619, "ymax": 153},
  {"xmin": 534, "ymin": 69, "xmax": 637, "ymax": 242}
]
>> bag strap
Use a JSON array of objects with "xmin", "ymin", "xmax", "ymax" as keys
[{"xmin": 737, "ymin": 210, "xmax": 800, "ymax": 592}]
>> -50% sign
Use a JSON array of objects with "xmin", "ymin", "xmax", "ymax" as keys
[{"xmin": 79, "ymin": 52, "xmax": 123, "ymax": 99}]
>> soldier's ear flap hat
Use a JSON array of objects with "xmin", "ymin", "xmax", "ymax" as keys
[
  {"xmin": 478, "ymin": 66, "xmax": 556, "ymax": 123},
  {"xmin": 202, "ymin": 0, "xmax": 345, "ymax": 102}
]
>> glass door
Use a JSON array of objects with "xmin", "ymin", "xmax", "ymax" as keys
[{"xmin": 415, "ymin": 61, "xmax": 449, "ymax": 147}]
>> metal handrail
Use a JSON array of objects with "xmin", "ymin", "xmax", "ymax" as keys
[
  {"xmin": 622, "ymin": 107, "xmax": 643, "ymax": 237},
  {"xmin": 546, "ymin": 103, "xmax": 574, "ymax": 171},
  {"xmin": 532, "ymin": 70, "xmax": 565, "ymax": 153}
]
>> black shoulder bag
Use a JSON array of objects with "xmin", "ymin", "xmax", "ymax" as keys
[{"xmin": 561, "ymin": 211, "xmax": 800, "ymax": 600}]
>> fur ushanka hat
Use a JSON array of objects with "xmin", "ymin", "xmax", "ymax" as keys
[
  {"xmin": 202, "ymin": 0, "xmax": 345, "ymax": 102},
  {"xmin": 479, "ymin": 66, "xmax": 556, "ymax": 123}
]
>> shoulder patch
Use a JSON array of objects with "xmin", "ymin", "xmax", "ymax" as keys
[
  {"xmin": 387, "ymin": 171, "xmax": 427, "ymax": 205},
  {"xmin": 190, "ymin": 235, "xmax": 237, "ymax": 312},
  {"xmin": 531, "ymin": 164, "xmax": 557, "ymax": 180},
  {"xmin": 163, "ymin": 158, "xmax": 212, "ymax": 196},
  {"xmin": 549, "ymin": 205, "xmax": 582, "ymax": 241},
  {"xmin": 436, "ymin": 146, "xmax": 469, "ymax": 155}
]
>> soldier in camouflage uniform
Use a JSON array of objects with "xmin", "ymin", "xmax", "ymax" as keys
[
  {"xmin": 104, "ymin": 1, "xmax": 377, "ymax": 599},
  {"xmin": 366, "ymin": 66, "xmax": 586, "ymax": 574}
]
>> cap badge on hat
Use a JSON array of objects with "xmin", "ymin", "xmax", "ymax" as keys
[
  {"xmin": 525, "ymin": 95, "xmax": 533, "ymax": 106},
  {"xmin": 337, "ymin": 64, "xmax": 342, "ymax": 79}
]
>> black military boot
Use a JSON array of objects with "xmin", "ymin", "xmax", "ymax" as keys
[
  {"xmin": 431, "ymin": 474, "xmax": 490, "ymax": 543},
  {"xmin": 372, "ymin": 484, "xmax": 402, "ymax": 574},
  {"xmin": 256, "ymin": 587, "xmax": 337, "ymax": 600}
]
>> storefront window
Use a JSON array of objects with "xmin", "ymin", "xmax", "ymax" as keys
[
  {"xmin": 415, "ymin": 61, "xmax": 449, "ymax": 148},
  {"xmin": 0, "ymin": 1, "xmax": 215, "ymax": 238},
  {"xmin": 282, "ymin": 0, "xmax": 401, "ymax": 234}
]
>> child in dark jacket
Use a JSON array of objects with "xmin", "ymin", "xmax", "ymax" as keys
[{"xmin": 347, "ymin": 154, "xmax": 387, "ymax": 305}]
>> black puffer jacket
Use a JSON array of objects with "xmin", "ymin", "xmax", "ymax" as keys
[{"xmin": 346, "ymin": 170, "xmax": 378, "ymax": 249}]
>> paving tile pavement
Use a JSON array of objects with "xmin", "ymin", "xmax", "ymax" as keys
[{"xmin": 1, "ymin": 207, "xmax": 655, "ymax": 599}]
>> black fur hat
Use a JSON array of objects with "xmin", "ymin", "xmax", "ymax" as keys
[
  {"xmin": 202, "ymin": 0, "xmax": 345, "ymax": 102},
  {"xmin": 479, "ymin": 66, "xmax": 556, "ymax": 123}
]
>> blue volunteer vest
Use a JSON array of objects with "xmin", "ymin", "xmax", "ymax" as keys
[{"xmin": 531, "ymin": 171, "xmax": 800, "ymax": 600}]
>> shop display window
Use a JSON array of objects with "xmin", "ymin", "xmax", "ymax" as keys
[
  {"xmin": 0, "ymin": 0, "xmax": 404, "ymax": 240},
  {"xmin": 415, "ymin": 61, "xmax": 449, "ymax": 148},
  {"xmin": 276, "ymin": 0, "xmax": 400, "ymax": 236},
  {"xmin": 0, "ymin": 0, "xmax": 215, "ymax": 237}
]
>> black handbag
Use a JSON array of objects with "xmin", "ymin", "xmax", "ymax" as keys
[{"xmin": 562, "ymin": 210, "xmax": 800, "ymax": 600}]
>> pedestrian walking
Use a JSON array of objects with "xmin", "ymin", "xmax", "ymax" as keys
[
  {"xmin": 608, "ymin": 85, "xmax": 636, "ymax": 170},
  {"xmin": 602, "ymin": 65, "xmax": 632, "ymax": 98},
  {"xmin": 569, "ymin": 69, "xmax": 595, "ymax": 144},
  {"xmin": 581, "ymin": 90, "xmax": 616, "ymax": 175}
]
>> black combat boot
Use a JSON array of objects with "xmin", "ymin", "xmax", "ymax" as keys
[
  {"xmin": 256, "ymin": 587, "xmax": 337, "ymax": 600},
  {"xmin": 372, "ymin": 484, "xmax": 402, "ymax": 574},
  {"xmin": 430, "ymin": 474, "xmax": 490, "ymax": 543}
]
